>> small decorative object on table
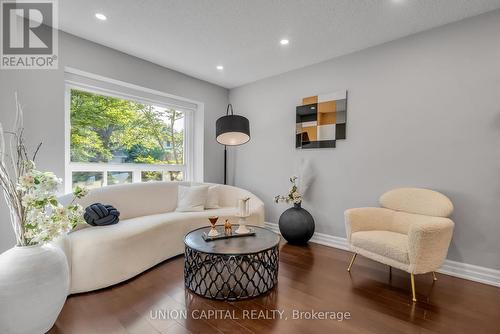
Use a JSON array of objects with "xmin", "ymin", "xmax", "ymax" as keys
[
  {"xmin": 202, "ymin": 225, "xmax": 255, "ymax": 241},
  {"xmin": 275, "ymin": 176, "xmax": 315, "ymax": 244},
  {"xmin": 235, "ymin": 197, "xmax": 251, "ymax": 234},
  {"xmin": 208, "ymin": 216, "xmax": 219, "ymax": 237},
  {"xmin": 224, "ymin": 219, "xmax": 232, "ymax": 235}
]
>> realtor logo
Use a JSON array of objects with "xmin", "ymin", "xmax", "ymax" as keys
[{"xmin": 1, "ymin": 0, "xmax": 58, "ymax": 69}]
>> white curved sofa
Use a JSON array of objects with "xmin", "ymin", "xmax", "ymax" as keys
[{"xmin": 59, "ymin": 182, "xmax": 264, "ymax": 294}]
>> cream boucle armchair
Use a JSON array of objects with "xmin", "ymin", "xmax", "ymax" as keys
[{"xmin": 344, "ymin": 188, "xmax": 454, "ymax": 302}]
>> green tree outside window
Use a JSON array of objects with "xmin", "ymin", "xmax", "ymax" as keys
[{"xmin": 70, "ymin": 89, "xmax": 184, "ymax": 165}]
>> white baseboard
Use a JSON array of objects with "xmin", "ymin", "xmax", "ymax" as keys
[
  {"xmin": 265, "ymin": 222, "xmax": 349, "ymax": 250},
  {"xmin": 437, "ymin": 259, "xmax": 500, "ymax": 287},
  {"xmin": 265, "ymin": 222, "xmax": 500, "ymax": 288}
]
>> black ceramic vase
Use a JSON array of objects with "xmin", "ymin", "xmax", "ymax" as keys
[{"xmin": 278, "ymin": 203, "xmax": 315, "ymax": 244}]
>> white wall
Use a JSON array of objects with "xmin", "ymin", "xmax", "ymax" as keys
[
  {"xmin": 229, "ymin": 10, "xmax": 500, "ymax": 270},
  {"xmin": 0, "ymin": 31, "xmax": 228, "ymax": 252}
]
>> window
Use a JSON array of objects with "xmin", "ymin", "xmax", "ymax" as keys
[{"xmin": 64, "ymin": 69, "xmax": 204, "ymax": 193}]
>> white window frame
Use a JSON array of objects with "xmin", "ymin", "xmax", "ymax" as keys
[{"xmin": 64, "ymin": 67, "xmax": 204, "ymax": 193}]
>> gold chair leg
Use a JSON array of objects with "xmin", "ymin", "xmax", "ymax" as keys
[
  {"xmin": 410, "ymin": 273, "xmax": 417, "ymax": 302},
  {"xmin": 347, "ymin": 253, "xmax": 357, "ymax": 272},
  {"xmin": 432, "ymin": 272, "xmax": 437, "ymax": 281}
]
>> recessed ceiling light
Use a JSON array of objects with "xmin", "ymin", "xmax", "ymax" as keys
[
  {"xmin": 280, "ymin": 39, "xmax": 289, "ymax": 45},
  {"xmin": 216, "ymin": 65, "xmax": 224, "ymax": 70},
  {"xmin": 95, "ymin": 13, "xmax": 107, "ymax": 21}
]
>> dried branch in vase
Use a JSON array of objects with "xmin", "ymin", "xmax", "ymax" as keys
[{"xmin": 0, "ymin": 94, "xmax": 88, "ymax": 246}]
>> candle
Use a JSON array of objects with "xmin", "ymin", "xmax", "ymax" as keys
[{"xmin": 238, "ymin": 199, "xmax": 245, "ymax": 216}]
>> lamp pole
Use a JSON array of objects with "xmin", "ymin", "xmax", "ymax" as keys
[{"xmin": 224, "ymin": 145, "xmax": 227, "ymax": 185}]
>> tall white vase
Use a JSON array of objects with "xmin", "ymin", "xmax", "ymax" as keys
[{"xmin": 0, "ymin": 244, "xmax": 69, "ymax": 334}]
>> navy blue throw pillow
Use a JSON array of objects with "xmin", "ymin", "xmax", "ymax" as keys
[{"xmin": 84, "ymin": 203, "xmax": 120, "ymax": 226}]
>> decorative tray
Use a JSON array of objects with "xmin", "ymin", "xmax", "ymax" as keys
[{"xmin": 202, "ymin": 226, "xmax": 256, "ymax": 242}]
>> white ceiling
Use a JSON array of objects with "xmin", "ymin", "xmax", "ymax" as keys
[{"xmin": 59, "ymin": 0, "xmax": 500, "ymax": 89}]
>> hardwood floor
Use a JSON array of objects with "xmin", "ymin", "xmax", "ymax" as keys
[{"xmin": 50, "ymin": 242, "xmax": 500, "ymax": 334}]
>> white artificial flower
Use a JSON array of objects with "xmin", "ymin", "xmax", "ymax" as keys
[
  {"xmin": 20, "ymin": 174, "xmax": 34, "ymax": 187},
  {"xmin": 13, "ymin": 165, "xmax": 87, "ymax": 245},
  {"xmin": 275, "ymin": 176, "xmax": 303, "ymax": 206}
]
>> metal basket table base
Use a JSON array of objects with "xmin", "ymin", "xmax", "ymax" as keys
[{"xmin": 184, "ymin": 245, "xmax": 279, "ymax": 301}]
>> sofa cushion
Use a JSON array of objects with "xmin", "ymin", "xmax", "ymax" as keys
[
  {"xmin": 351, "ymin": 230, "xmax": 409, "ymax": 264},
  {"xmin": 69, "ymin": 212, "xmax": 186, "ymax": 293},
  {"xmin": 176, "ymin": 185, "xmax": 209, "ymax": 212},
  {"xmin": 205, "ymin": 186, "xmax": 220, "ymax": 209}
]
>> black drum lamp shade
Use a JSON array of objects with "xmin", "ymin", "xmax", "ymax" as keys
[
  {"xmin": 216, "ymin": 104, "xmax": 250, "ymax": 184},
  {"xmin": 216, "ymin": 104, "xmax": 250, "ymax": 146}
]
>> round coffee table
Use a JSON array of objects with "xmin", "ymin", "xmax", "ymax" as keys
[{"xmin": 184, "ymin": 225, "xmax": 280, "ymax": 301}]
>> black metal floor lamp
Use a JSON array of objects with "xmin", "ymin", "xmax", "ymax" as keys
[{"xmin": 216, "ymin": 104, "xmax": 250, "ymax": 184}]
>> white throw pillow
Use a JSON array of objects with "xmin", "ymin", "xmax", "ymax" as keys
[
  {"xmin": 205, "ymin": 186, "xmax": 220, "ymax": 209},
  {"xmin": 176, "ymin": 185, "xmax": 209, "ymax": 212}
]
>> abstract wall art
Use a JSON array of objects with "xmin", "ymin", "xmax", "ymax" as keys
[{"xmin": 296, "ymin": 90, "xmax": 348, "ymax": 149}]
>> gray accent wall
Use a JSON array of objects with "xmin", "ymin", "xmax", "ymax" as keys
[
  {"xmin": 0, "ymin": 31, "xmax": 228, "ymax": 252},
  {"xmin": 229, "ymin": 10, "xmax": 500, "ymax": 270}
]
